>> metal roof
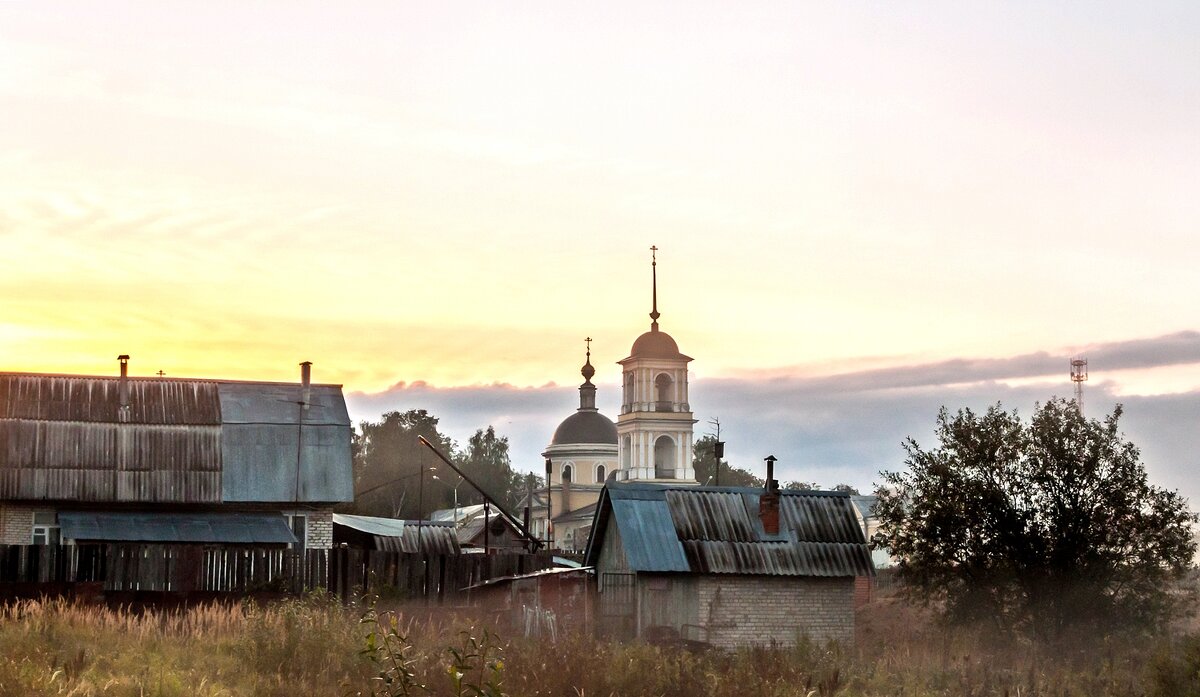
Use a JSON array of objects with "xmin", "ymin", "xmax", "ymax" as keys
[
  {"xmin": 584, "ymin": 482, "xmax": 874, "ymax": 577},
  {"xmin": 332, "ymin": 514, "xmax": 461, "ymax": 554},
  {"xmin": 58, "ymin": 511, "xmax": 296, "ymax": 544},
  {"xmin": 0, "ymin": 373, "xmax": 352, "ymax": 504},
  {"xmin": 217, "ymin": 383, "xmax": 353, "ymax": 503}
]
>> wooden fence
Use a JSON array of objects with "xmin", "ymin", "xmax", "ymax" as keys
[{"xmin": 0, "ymin": 544, "xmax": 563, "ymax": 603}]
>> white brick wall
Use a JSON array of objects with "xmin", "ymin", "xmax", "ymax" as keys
[
  {"xmin": 697, "ymin": 576, "xmax": 854, "ymax": 649},
  {"xmin": 0, "ymin": 505, "xmax": 35, "ymax": 545},
  {"xmin": 306, "ymin": 510, "xmax": 333, "ymax": 549}
]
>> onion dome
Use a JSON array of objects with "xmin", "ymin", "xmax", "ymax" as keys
[{"xmin": 550, "ymin": 338, "xmax": 617, "ymax": 445}]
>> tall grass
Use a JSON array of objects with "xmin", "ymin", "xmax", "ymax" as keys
[{"xmin": 0, "ymin": 592, "xmax": 1195, "ymax": 696}]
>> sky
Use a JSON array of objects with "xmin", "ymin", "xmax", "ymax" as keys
[{"xmin": 2, "ymin": 4, "xmax": 1198, "ymax": 505}]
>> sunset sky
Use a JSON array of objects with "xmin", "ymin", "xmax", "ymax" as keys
[{"xmin": 2, "ymin": 3, "xmax": 1198, "ymax": 501}]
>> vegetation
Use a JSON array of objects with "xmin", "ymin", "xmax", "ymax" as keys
[
  {"xmin": 348, "ymin": 411, "xmax": 533, "ymax": 519},
  {"xmin": 876, "ymin": 398, "xmax": 1198, "ymax": 640},
  {"xmin": 0, "ymin": 591, "xmax": 1197, "ymax": 696}
]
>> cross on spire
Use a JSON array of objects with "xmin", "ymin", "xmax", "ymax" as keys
[{"xmin": 649, "ymin": 245, "xmax": 660, "ymax": 329}]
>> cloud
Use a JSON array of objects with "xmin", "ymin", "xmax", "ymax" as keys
[{"xmin": 346, "ymin": 331, "xmax": 1200, "ymax": 512}]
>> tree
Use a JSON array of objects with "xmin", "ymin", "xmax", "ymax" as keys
[
  {"xmin": 348, "ymin": 409, "xmax": 457, "ymax": 519},
  {"xmin": 693, "ymin": 434, "xmax": 763, "ymax": 487},
  {"xmin": 876, "ymin": 398, "xmax": 1198, "ymax": 639},
  {"xmin": 456, "ymin": 426, "xmax": 525, "ymax": 510}
]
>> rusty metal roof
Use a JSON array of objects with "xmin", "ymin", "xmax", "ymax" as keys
[
  {"xmin": 584, "ymin": 482, "xmax": 873, "ymax": 577},
  {"xmin": 0, "ymin": 372, "xmax": 352, "ymax": 504}
]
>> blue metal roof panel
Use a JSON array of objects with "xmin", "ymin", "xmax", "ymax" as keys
[
  {"xmin": 611, "ymin": 497, "xmax": 689, "ymax": 572},
  {"xmin": 216, "ymin": 383, "xmax": 350, "ymax": 426},
  {"xmin": 58, "ymin": 511, "xmax": 296, "ymax": 544}
]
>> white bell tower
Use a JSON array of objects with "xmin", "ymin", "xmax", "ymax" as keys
[{"xmin": 615, "ymin": 247, "xmax": 697, "ymax": 482}]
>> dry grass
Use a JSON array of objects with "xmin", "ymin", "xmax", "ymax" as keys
[{"xmin": 0, "ymin": 592, "xmax": 1195, "ymax": 696}]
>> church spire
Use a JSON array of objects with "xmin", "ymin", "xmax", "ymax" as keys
[
  {"xmin": 581, "ymin": 337, "xmax": 595, "ymax": 384},
  {"xmin": 649, "ymin": 245, "xmax": 660, "ymax": 331},
  {"xmin": 579, "ymin": 337, "xmax": 597, "ymax": 410}
]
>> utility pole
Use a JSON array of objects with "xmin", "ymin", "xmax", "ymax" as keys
[{"xmin": 708, "ymin": 417, "xmax": 724, "ymax": 487}]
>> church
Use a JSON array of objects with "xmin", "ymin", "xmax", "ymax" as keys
[{"xmin": 525, "ymin": 250, "xmax": 698, "ymax": 550}]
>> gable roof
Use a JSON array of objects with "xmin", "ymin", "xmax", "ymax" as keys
[
  {"xmin": 584, "ymin": 482, "xmax": 873, "ymax": 577},
  {"xmin": 0, "ymin": 372, "xmax": 352, "ymax": 504}
]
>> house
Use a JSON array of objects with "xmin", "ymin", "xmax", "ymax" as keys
[
  {"xmin": 584, "ymin": 480, "xmax": 874, "ymax": 649},
  {"xmin": 0, "ymin": 359, "xmax": 353, "ymax": 549}
]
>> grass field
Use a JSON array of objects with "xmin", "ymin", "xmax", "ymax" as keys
[{"xmin": 0, "ymin": 592, "xmax": 1196, "ymax": 697}]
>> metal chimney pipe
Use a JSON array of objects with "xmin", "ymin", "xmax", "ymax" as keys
[
  {"xmin": 117, "ymin": 355, "xmax": 130, "ymax": 413},
  {"xmin": 299, "ymin": 361, "xmax": 312, "ymax": 410}
]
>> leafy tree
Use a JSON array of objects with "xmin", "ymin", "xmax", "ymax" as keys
[
  {"xmin": 832, "ymin": 483, "xmax": 861, "ymax": 495},
  {"xmin": 693, "ymin": 434, "xmax": 763, "ymax": 487},
  {"xmin": 456, "ymin": 426, "xmax": 526, "ymax": 510},
  {"xmin": 784, "ymin": 480, "xmax": 819, "ymax": 491},
  {"xmin": 876, "ymin": 398, "xmax": 1198, "ymax": 639},
  {"xmin": 348, "ymin": 409, "xmax": 457, "ymax": 519}
]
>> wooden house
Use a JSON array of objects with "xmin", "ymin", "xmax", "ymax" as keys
[
  {"xmin": 0, "ymin": 360, "xmax": 353, "ymax": 550},
  {"xmin": 584, "ymin": 481, "xmax": 873, "ymax": 649}
]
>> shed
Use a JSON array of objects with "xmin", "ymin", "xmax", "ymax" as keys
[
  {"xmin": 332, "ymin": 514, "xmax": 461, "ymax": 554},
  {"xmin": 584, "ymin": 481, "xmax": 873, "ymax": 648}
]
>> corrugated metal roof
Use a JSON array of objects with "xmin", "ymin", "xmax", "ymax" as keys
[
  {"xmin": 585, "ymin": 482, "xmax": 873, "ymax": 577},
  {"xmin": 0, "ymin": 372, "xmax": 353, "ymax": 504},
  {"xmin": 58, "ymin": 511, "xmax": 296, "ymax": 544},
  {"xmin": 333, "ymin": 513, "xmax": 408, "ymax": 537},
  {"xmin": 332, "ymin": 514, "xmax": 461, "ymax": 554}
]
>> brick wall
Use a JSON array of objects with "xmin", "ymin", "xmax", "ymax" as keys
[
  {"xmin": 697, "ymin": 575, "xmax": 854, "ymax": 649},
  {"xmin": 306, "ymin": 510, "xmax": 333, "ymax": 549},
  {"xmin": 0, "ymin": 505, "xmax": 35, "ymax": 545}
]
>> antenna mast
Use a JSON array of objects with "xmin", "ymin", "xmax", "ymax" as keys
[{"xmin": 1070, "ymin": 357, "xmax": 1088, "ymax": 415}]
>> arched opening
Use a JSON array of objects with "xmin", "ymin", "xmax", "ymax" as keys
[
  {"xmin": 654, "ymin": 435, "xmax": 676, "ymax": 478},
  {"xmin": 623, "ymin": 373, "xmax": 635, "ymax": 412},
  {"xmin": 596, "ymin": 464, "xmax": 606, "ymax": 483},
  {"xmin": 562, "ymin": 464, "xmax": 573, "ymax": 483},
  {"xmin": 654, "ymin": 373, "xmax": 673, "ymax": 411},
  {"xmin": 621, "ymin": 436, "xmax": 631, "ymax": 469}
]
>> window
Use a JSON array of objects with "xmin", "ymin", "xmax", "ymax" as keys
[
  {"xmin": 596, "ymin": 464, "xmax": 606, "ymax": 483},
  {"xmin": 654, "ymin": 373, "xmax": 673, "ymax": 411},
  {"xmin": 654, "ymin": 435, "xmax": 676, "ymax": 478},
  {"xmin": 562, "ymin": 464, "xmax": 573, "ymax": 483},
  {"xmin": 285, "ymin": 513, "xmax": 306, "ymax": 550},
  {"xmin": 32, "ymin": 511, "xmax": 60, "ymax": 546}
]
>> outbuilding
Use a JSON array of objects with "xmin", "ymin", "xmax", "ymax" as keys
[{"xmin": 584, "ymin": 480, "xmax": 873, "ymax": 649}]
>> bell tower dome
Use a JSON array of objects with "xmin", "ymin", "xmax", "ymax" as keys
[{"xmin": 615, "ymin": 247, "xmax": 697, "ymax": 482}]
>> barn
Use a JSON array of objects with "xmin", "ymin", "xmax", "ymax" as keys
[
  {"xmin": 584, "ymin": 481, "xmax": 873, "ymax": 649},
  {"xmin": 0, "ymin": 359, "xmax": 352, "ymax": 550}
]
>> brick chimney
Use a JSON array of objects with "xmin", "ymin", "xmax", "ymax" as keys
[{"xmin": 759, "ymin": 455, "xmax": 780, "ymax": 535}]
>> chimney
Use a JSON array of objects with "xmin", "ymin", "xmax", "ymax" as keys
[
  {"xmin": 299, "ymin": 361, "xmax": 312, "ymax": 410},
  {"xmin": 760, "ymin": 455, "xmax": 780, "ymax": 535},
  {"xmin": 117, "ymin": 355, "xmax": 131, "ymax": 414}
]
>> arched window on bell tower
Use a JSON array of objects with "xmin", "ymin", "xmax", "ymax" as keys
[
  {"xmin": 654, "ymin": 373, "xmax": 673, "ymax": 411},
  {"xmin": 654, "ymin": 435, "xmax": 676, "ymax": 478}
]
